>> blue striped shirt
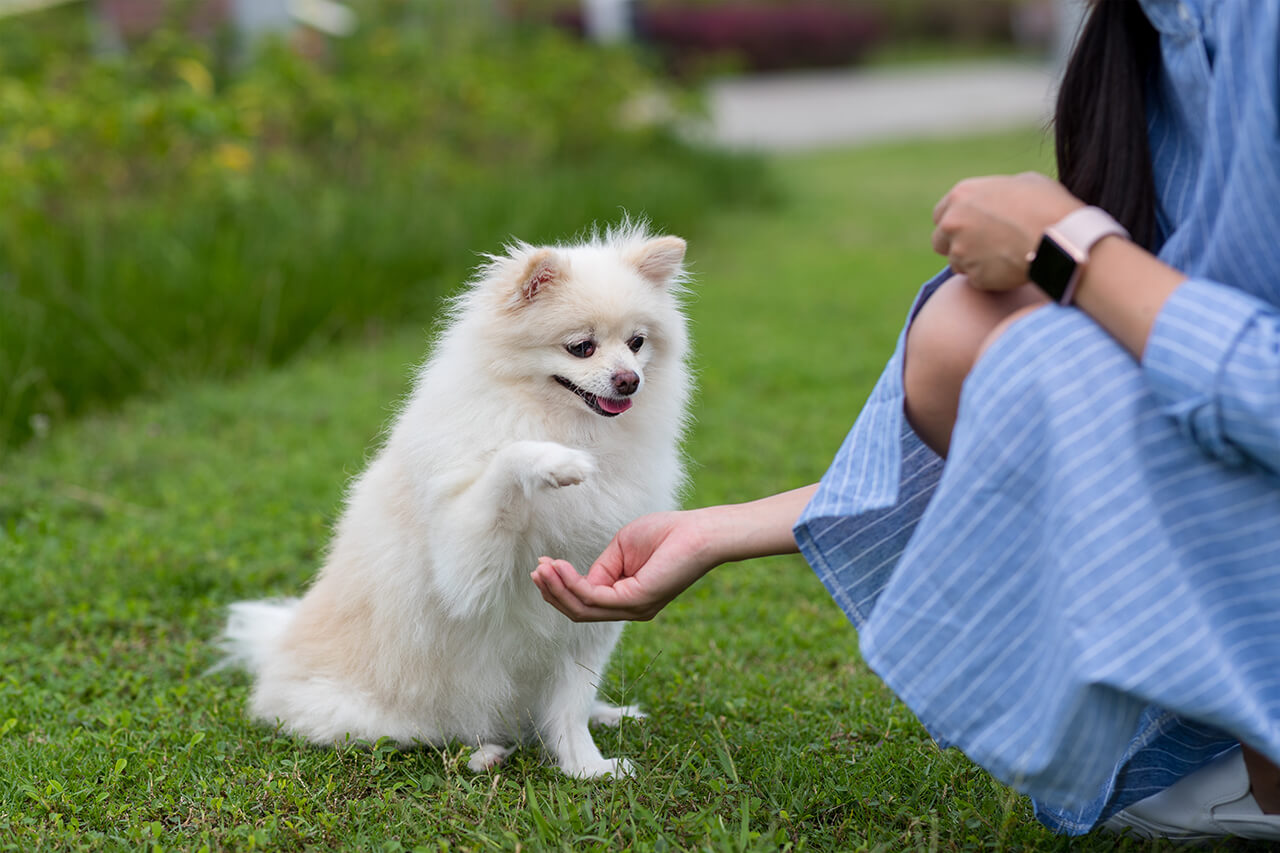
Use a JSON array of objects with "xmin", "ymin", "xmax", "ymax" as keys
[{"xmin": 794, "ymin": 0, "xmax": 1280, "ymax": 833}]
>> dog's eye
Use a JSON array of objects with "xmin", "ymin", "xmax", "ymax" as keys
[
  {"xmin": 628, "ymin": 336, "xmax": 645, "ymax": 353},
  {"xmin": 566, "ymin": 340, "xmax": 596, "ymax": 358}
]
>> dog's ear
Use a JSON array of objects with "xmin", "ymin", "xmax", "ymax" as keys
[
  {"xmin": 518, "ymin": 249, "xmax": 562, "ymax": 303},
  {"xmin": 629, "ymin": 236, "xmax": 687, "ymax": 287}
]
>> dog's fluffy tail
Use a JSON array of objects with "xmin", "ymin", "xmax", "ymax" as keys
[{"xmin": 213, "ymin": 598, "xmax": 300, "ymax": 675}]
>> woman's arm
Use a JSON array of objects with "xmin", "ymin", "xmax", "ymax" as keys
[
  {"xmin": 531, "ymin": 485, "xmax": 817, "ymax": 622},
  {"xmin": 933, "ymin": 171, "xmax": 1280, "ymax": 475},
  {"xmin": 1067, "ymin": 235, "xmax": 1184, "ymax": 359}
]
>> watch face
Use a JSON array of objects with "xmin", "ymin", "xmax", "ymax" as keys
[{"xmin": 1028, "ymin": 235, "xmax": 1075, "ymax": 301}]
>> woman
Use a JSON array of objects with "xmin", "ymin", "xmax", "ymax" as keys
[{"xmin": 531, "ymin": 0, "xmax": 1280, "ymax": 839}]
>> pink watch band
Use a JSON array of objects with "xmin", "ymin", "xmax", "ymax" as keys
[{"xmin": 1043, "ymin": 206, "xmax": 1131, "ymax": 305}]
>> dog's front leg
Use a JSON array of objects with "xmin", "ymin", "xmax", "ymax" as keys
[
  {"xmin": 431, "ymin": 440, "xmax": 595, "ymax": 618},
  {"xmin": 537, "ymin": 624, "xmax": 632, "ymax": 779}
]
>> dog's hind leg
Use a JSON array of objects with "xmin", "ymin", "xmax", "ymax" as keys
[
  {"xmin": 466, "ymin": 742, "xmax": 514, "ymax": 772},
  {"xmin": 589, "ymin": 701, "xmax": 647, "ymax": 727}
]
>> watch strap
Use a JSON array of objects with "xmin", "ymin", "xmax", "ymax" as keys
[{"xmin": 1032, "ymin": 206, "xmax": 1131, "ymax": 305}]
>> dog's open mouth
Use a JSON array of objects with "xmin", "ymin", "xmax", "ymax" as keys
[{"xmin": 554, "ymin": 376, "xmax": 633, "ymax": 417}]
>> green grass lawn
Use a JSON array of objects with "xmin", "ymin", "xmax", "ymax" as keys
[{"xmin": 0, "ymin": 128, "xmax": 1227, "ymax": 851}]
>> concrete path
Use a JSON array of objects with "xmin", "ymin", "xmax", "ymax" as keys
[{"xmin": 703, "ymin": 60, "xmax": 1059, "ymax": 151}]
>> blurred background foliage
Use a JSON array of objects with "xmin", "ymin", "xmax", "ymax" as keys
[
  {"xmin": 0, "ymin": 0, "xmax": 771, "ymax": 450},
  {"xmin": 0, "ymin": 0, "xmax": 1051, "ymax": 451},
  {"xmin": 517, "ymin": 0, "xmax": 1052, "ymax": 73}
]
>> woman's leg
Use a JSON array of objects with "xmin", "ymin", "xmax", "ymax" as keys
[
  {"xmin": 902, "ymin": 275, "xmax": 1045, "ymax": 457},
  {"xmin": 1243, "ymin": 744, "xmax": 1280, "ymax": 813},
  {"xmin": 904, "ymin": 274, "xmax": 1280, "ymax": 815}
]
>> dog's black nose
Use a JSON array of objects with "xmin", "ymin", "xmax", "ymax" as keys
[{"xmin": 612, "ymin": 370, "xmax": 639, "ymax": 396}]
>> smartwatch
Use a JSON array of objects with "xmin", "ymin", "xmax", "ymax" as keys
[{"xmin": 1026, "ymin": 206, "xmax": 1130, "ymax": 305}]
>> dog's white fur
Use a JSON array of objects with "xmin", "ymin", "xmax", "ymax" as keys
[{"xmin": 220, "ymin": 222, "xmax": 690, "ymax": 778}]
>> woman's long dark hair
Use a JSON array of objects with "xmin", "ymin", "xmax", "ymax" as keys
[{"xmin": 1055, "ymin": 0, "xmax": 1161, "ymax": 249}]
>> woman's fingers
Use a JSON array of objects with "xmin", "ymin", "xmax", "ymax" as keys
[
  {"xmin": 931, "ymin": 223, "xmax": 952, "ymax": 257},
  {"xmin": 532, "ymin": 557, "xmax": 635, "ymax": 622}
]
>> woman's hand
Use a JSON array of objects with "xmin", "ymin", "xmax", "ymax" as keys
[
  {"xmin": 532, "ymin": 510, "xmax": 721, "ymax": 622},
  {"xmin": 932, "ymin": 172, "xmax": 1084, "ymax": 291},
  {"xmin": 532, "ymin": 485, "xmax": 818, "ymax": 623}
]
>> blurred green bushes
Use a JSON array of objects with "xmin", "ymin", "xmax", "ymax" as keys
[{"xmin": 0, "ymin": 1, "xmax": 769, "ymax": 450}]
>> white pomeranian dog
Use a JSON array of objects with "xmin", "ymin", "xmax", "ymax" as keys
[{"xmin": 220, "ymin": 221, "xmax": 690, "ymax": 778}]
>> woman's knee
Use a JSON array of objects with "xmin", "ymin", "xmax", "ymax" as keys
[
  {"xmin": 903, "ymin": 275, "xmax": 1045, "ymax": 456},
  {"xmin": 975, "ymin": 302, "xmax": 1045, "ymax": 364}
]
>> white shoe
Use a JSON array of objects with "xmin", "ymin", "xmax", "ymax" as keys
[{"xmin": 1102, "ymin": 747, "xmax": 1280, "ymax": 843}]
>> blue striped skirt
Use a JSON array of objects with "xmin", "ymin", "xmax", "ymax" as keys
[{"xmin": 794, "ymin": 273, "xmax": 1280, "ymax": 833}]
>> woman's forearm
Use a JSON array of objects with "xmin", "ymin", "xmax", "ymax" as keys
[
  {"xmin": 696, "ymin": 484, "xmax": 818, "ymax": 566},
  {"xmin": 530, "ymin": 484, "xmax": 820, "ymax": 623},
  {"xmin": 1070, "ymin": 235, "xmax": 1186, "ymax": 360},
  {"xmin": 929, "ymin": 172, "xmax": 1189, "ymax": 362}
]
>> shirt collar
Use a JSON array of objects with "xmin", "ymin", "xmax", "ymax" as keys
[{"xmin": 1138, "ymin": 0, "xmax": 1205, "ymax": 37}]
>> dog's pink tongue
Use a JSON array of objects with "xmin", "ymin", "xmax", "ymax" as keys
[{"xmin": 599, "ymin": 396, "xmax": 633, "ymax": 415}]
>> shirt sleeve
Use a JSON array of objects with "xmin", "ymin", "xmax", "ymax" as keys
[{"xmin": 1142, "ymin": 279, "xmax": 1280, "ymax": 477}]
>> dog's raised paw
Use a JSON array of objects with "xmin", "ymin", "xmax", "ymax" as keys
[{"xmin": 532, "ymin": 444, "xmax": 596, "ymax": 489}]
